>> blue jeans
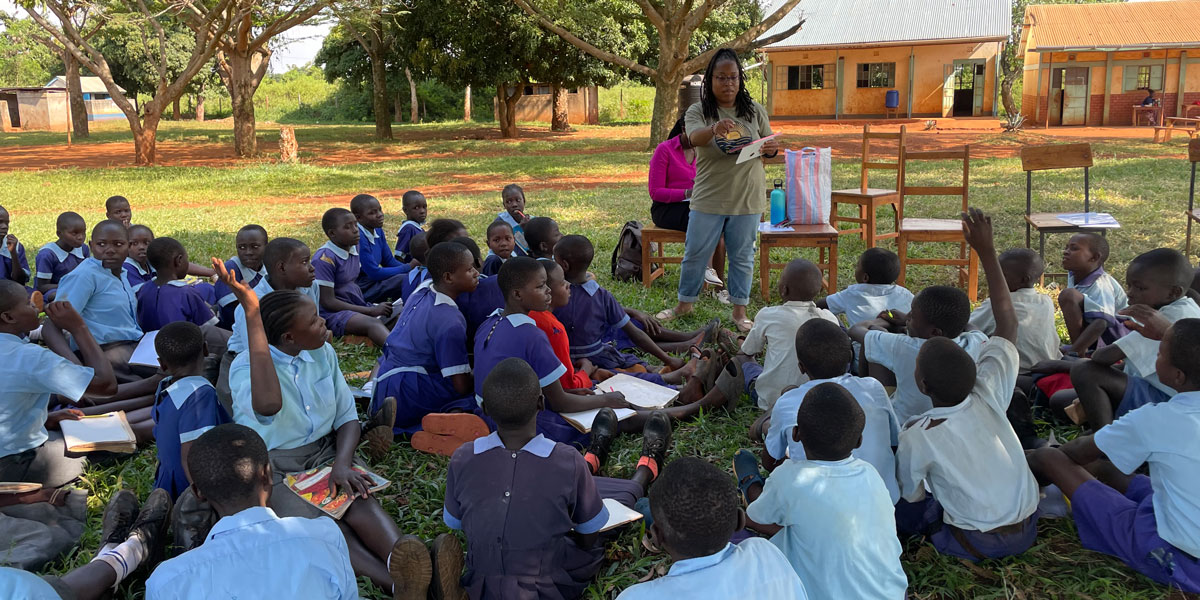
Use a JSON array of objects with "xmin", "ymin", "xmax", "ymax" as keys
[{"xmin": 679, "ymin": 211, "xmax": 758, "ymax": 305}]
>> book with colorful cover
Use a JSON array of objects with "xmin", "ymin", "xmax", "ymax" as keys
[{"xmin": 284, "ymin": 464, "xmax": 390, "ymax": 519}]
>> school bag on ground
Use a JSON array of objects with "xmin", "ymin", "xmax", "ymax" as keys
[
  {"xmin": 784, "ymin": 147, "xmax": 833, "ymax": 224},
  {"xmin": 612, "ymin": 220, "xmax": 646, "ymax": 282}
]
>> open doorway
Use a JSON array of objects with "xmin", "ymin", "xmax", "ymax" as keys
[
  {"xmin": 0, "ymin": 92, "xmax": 20, "ymax": 128},
  {"xmin": 1050, "ymin": 67, "xmax": 1089, "ymax": 126},
  {"xmin": 943, "ymin": 60, "xmax": 986, "ymax": 117}
]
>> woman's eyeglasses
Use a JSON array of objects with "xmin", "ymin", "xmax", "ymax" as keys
[{"xmin": 713, "ymin": 75, "xmax": 740, "ymax": 85}]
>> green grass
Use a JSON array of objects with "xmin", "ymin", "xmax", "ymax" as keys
[{"xmin": 10, "ymin": 122, "xmax": 1197, "ymax": 599}]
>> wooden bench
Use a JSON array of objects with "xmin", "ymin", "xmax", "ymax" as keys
[
  {"xmin": 1154, "ymin": 117, "xmax": 1200, "ymax": 143},
  {"xmin": 639, "ymin": 225, "xmax": 725, "ymax": 288},
  {"xmin": 758, "ymin": 223, "xmax": 838, "ymax": 301}
]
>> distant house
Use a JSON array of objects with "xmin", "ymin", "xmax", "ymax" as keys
[
  {"xmin": 494, "ymin": 84, "xmax": 600, "ymax": 125},
  {"xmin": 45, "ymin": 76, "xmax": 126, "ymax": 122},
  {"xmin": 1018, "ymin": 0, "xmax": 1200, "ymax": 126},
  {"xmin": 0, "ymin": 76, "xmax": 127, "ymax": 132},
  {"xmin": 759, "ymin": 0, "xmax": 1009, "ymax": 119}
]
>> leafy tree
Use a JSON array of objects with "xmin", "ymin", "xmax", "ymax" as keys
[
  {"xmin": 22, "ymin": 0, "xmax": 237, "ymax": 165},
  {"xmin": 512, "ymin": 0, "xmax": 805, "ymax": 144},
  {"xmin": 325, "ymin": 0, "xmax": 415, "ymax": 139},
  {"xmin": 0, "ymin": 18, "xmax": 61, "ymax": 88},
  {"xmin": 1, "ymin": 11, "xmax": 93, "ymax": 136},
  {"xmin": 178, "ymin": 1, "xmax": 328, "ymax": 157}
]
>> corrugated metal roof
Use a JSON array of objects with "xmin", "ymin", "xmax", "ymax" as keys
[
  {"xmin": 760, "ymin": 0, "xmax": 1009, "ymax": 50},
  {"xmin": 1022, "ymin": 1, "xmax": 1200, "ymax": 52},
  {"xmin": 44, "ymin": 76, "xmax": 124, "ymax": 95}
]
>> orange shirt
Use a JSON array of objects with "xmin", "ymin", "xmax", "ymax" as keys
[{"xmin": 529, "ymin": 310, "xmax": 593, "ymax": 391}]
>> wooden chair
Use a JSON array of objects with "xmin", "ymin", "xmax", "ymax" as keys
[
  {"xmin": 896, "ymin": 145, "xmax": 978, "ymax": 302},
  {"xmin": 830, "ymin": 125, "xmax": 906, "ymax": 248},
  {"xmin": 639, "ymin": 224, "xmax": 725, "ymax": 288},
  {"xmin": 1021, "ymin": 143, "xmax": 1115, "ymax": 277},
  {"xmin": 758, "ymin": 222, "xmax": 838, "ymax": 301},
  {"xmin": 1186, "ymin": 138, "xmax": 1200, "ymax": 257}
]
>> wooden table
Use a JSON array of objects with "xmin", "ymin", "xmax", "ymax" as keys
[
  {"xmin": 1187, "ymin": 105, "xmax": 1200, "ymax": 119},
  {"xmin": 758, "ymin": 223, "xmax": 838, "ymax": 300},
  {"xmin": 1133, "ymin": 105, "xmax": 1161, "ymax": 126}
]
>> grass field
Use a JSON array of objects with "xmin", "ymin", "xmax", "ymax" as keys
[{"xmin": 7, "ymin": 120, "xmax": 1198, "ymax": 599}]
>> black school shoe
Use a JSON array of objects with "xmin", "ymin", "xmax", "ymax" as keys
[
  {"xmin": 101, "ymin": 489, "xmax": 140, "ymax": 546},
  {"xmin": 641, "ymin": 411, "xmax": 672, "ymax": 469},
  {"xmin": 129, "ymin": 488, "xmax": 173, "ymax": 569},
  {"xmin": 430, "ymin": 533, "xmax": 468, "ymax": 600},
  {"xmin": 586, "ymin": 407, "xmax": 619, "ymax": 473}
]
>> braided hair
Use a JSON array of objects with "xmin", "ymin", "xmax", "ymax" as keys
[
  {"xmin": 700, "ymin": 48, "xmax": 756, "ymax": 123},
  {"xmin": 258, "ymin": 290, "xmax": 310, "ymax": 346}
]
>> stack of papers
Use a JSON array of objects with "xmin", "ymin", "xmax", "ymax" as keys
[
  {"xmin": 758, "ymin": 222, "xmax": 793, "ymax": 233},
  {"xmin": 60, "ymin": 412, "xmax": 137, "ymax": 453},
  {"xmin": 561, "ymin": 374, "xmax": 678, "ymax": 433},
  {"xmin": 1056, "ymin": 212, "xmax": 1120, "ymax": 228}
]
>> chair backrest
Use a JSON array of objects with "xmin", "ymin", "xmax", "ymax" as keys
[
  {"xmin": 858, "ymin": 124, "xmax": 906, "ymax": 193},
  {"xmin": 1021, "ymin": 143, "xmax": 1093, "ymax": 214},
  {"xmin": 1191, "ymin": 137, "xmax": 1200, "ymax": 164},
  {"xmin": 899, "ymin": 144, "xmax": 970, "ymax": 214}
]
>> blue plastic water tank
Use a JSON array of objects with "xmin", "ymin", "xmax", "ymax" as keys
[{"xmin": 885, "ymin": 90, "xmax": 900, "ymax": 109}]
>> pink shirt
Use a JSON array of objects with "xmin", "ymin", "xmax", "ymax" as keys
[{"xmin": 648, "ymin": 136, "xmax": 696, "ymax": 204}]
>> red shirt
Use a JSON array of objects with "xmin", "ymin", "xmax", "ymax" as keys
[{"xmin": 530, "ymin": 310, "xmax": 593, "ymax": 390}]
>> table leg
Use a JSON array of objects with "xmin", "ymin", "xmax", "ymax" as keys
[
  {"xmin": 760, "ymin": 240, "xmax": 771, "ymax": 301},
  {"xmin": 828, "ymin": 241, "xmax": 838, "ymax": 293},
  {"xmin": 896, "ymin": 234, "xmax": 908, "ymax": 286},
  {"xmin": 642, "ymin": 234, "xmax": 653, "ymax": 288}
]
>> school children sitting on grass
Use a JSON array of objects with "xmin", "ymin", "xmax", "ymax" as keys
[
  {"xmin": 497, "ymin": 183, "xmax": 531, "ymax": 256},
  {"xmin": 1059, "ymin": 233, "xmax": 1128, "ymax": 354},
  {"xmin": 0, "ymin": 205, "xmax": 31, "ymax": 291},
  {"xmin": 351, "ymin": 193, "xmax": 412, "ymax": 303},
  {"xmin": 398, "ymin": 233, "xmax": 431, "ymax": 302},
  {"xmin": 124, "ymin": 224, "xmax": 156, "ymax": 290},
  {"xmin": 211, "ymin": 224, "xmax": 268, "ymax": 329},
  {"xmin": 444, "ymin": 358, "xmax": 670, "ymax": 600},
  {"xmin": 394, "ymin": 189, "xmax": 427, "ymax": 262},
  {"xmin": 313, "ymin": 208, "xmax": 393, "ymax": 348},
  {"xmin": 523, "ymin": 216, "xmax": 561, "ymax": 260},
  {"xmin": 35, "ymin": 211, "xmax": 89, "ymax": 302},
  {"xmin": 481, "ymin": 220, "xmax": 515, "ymax": 276}
]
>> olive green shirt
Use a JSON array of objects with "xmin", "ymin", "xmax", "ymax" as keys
[{"xmin": 684, "ymin": 101, "xmax": 773, "ymax": 216}]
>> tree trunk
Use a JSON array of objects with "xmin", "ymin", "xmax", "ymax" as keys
[
  {"xmin": 63, "ymin": 53, "xmax": 89, "ymax": 138},
  {"xmin": 464, "ymin": 85, "xmax": 471, "ymax": 121},
  {"xmin": 650, "ymin": 69, "xmax": 687, "ymax": 147},
  {"xmin": 394, "ymin": 90, "xmax": 402, "ymax": 122},
  {"xmin": 550, "ymin": 83, "xmax": 570, "ymax": 131},
  {"xmin": 224, "ymin": 49, "xmax": 269, "ymax": 158},
  {"xmin": 496, "ymin": 81, "xmax": 524, "ymax": 138},
  {"xmin": 405, "ymin": 67, "xmax": 419, "ymax": 124},
  {"xmin": 195, "ymin": 79, "xmax": 206, "ymax": 122},
  {"xmin": 1000, "ymin": 75, "xmax": 1018, "ymax": 117},
  {"xmin": 172, "ymin": 97, "xmax": 181, "ymax": 120},
  {"xmin": 368, "ymin": 50, "xmax": 393, "ymax": 139},
  {"xmin": 131, "ymin": 110, "xmax": 161, "ymax": 166}
]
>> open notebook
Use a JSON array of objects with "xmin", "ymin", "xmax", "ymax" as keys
[
  {"xmin": 598, "ymin": 498, "xmax": 644, "ymax": 532},
  {"xmin": 129, "ymin": 331, "xmax": 159, "ymax": 368},
  {"xmin": 560, "ymin": 374, "xmax": 678, "ymax": 433},
  {"xmin": 60, "ymin": 412, "xmax": 137, "ymax": 453}
]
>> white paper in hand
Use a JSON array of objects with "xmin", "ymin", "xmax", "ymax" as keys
[{"xmin": 736, "ymin": 133, "xmax": 778, "ymax": 164}]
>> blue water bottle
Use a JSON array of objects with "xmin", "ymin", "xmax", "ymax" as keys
[{"xmin": 770, "ymin": 179, "xmax": 786, "ymax": 225}]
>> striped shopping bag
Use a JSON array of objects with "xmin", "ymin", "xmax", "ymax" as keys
[{"xmin": 784, "ymin": 147, "xmax": 832, "ymax": 224}]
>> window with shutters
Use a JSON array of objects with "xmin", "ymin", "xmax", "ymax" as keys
[
  {"xmin": 784, "ymin": 65, "xmax": 825, "ymax": 90},
  {"xmin": 1123, "ymin": 65, "xmax": 1163, "ymax": 92}
]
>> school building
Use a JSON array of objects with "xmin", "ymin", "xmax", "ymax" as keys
[
  {"xmin": 759, "ymin": 0, "xmax": 1009, "ymax": 119},
  {"xmin": 494, "ymin": 84, "xmax": 600, "ymax": 125},
  {"xmin": 1019, "ymin": 0, "xmax": 1200, "ymax": 127},
  {"xmin": 0, "ymin": 77, "xmax": 125, "ymax": 132}
]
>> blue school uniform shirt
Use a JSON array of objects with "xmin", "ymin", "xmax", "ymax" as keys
[
  {"xmin": 356, "ymin": 223, "xmax": 410, "ymax": 285},
  {"xmin": 1096, "ymin": 391, "xmax": 1200, "ymax": 558},
  {"xmin": 1113, "ymin": 296, "xmax": 1200, "ymax": 396},
  {"xmin": 135, "ymin": 279, "xmax": 217, "ymax": 332},
  {"xmin": 0, "ymin": 333, "xmax": 94, "ymax": 459},
  {"xmin": 0, "ymin": 567, "xmax": 61, "ymax": 600},
  {"xmin": 151, "ymin": 376, "xmax": 230, "ymax": 499},
  {"xmin": 123, "ymin": 257, "xmax": 156, "ymax": 291},
  {"xmin": 0, "ymin": 241, "xmax": 30, "ymax": 286},
  {"xmin": 55, "ymin": 257, "xmax": 142, "ymax": 345},
  {"xmin": 226, "ymin": 277, "xmax": 321, "ymax": 355},
  {"xmin": 213, "ymin": 256, "xmax": 266, "ymax": 327},
  {"xmin": 767, "ymin": 374, "xmax": 901, "ymax": 504},
  {"xmin": 228, "ymin": 342, "xmax": 357, "ymax": 451},
  {"xmin": 313, "ymin": 241, "xmax": 369, "ymax": 308},
  {"xmin": 394, "ymin": 219, "xmax": 423, "ymax": 261},
  {"xmin": 823, "ymin": 282, "xmax": 914, "ymax": 327},
  {"xmin": 399, "ymin": 265, "xmax": 430, "ymax": 303},
  {"xmin": 481, "ymin": 253, "xmax": 505, "ymax": 277},
  {"xmin": 376, "ymin": 281, "xmax": 470, "ymax": 393},
  {"xmin": 616, "ymin": 538, "xmax": 808, "ymax": 600},
  {"xmin": 552, "ymin": 279, "xmax": 630, "ymax": 360},
  {"xmin": 1069, "ymin": 267, "xmax": 1130, "ymax": 344},
  {"xmin": 747, "ymin": 457, "xmax": 907, "ymax": 600},
  {"xmin": 34, "ymin": 242, "xmax": 88, "ymax": 284},
  {"xmin": 455, "ymin": 275, "xmax": 505, "ymax": 340},
  {"xmin": 145, "ymin": 506, "xmax": 358, "ymax": 600},
  {"xmin": 473, "ymin": 310, "xmax": 566, "ymax": 406},
  {"xmin": 443, "ymin": 432, "xmax": 609, "ymax": 598}
]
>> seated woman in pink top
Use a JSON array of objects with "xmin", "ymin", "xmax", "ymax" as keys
[{"xmin": 648, "ymin": 117, "xmax": 724, "ymax": 289}]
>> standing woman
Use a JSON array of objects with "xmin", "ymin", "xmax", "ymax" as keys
[{"xmin": 658, "ymin": 48, "xmax": 779, "ymax": 332}]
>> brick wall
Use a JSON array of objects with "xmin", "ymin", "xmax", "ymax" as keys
[
  {"xmin": 1022, "ymin": 94, "xmax": 1049, "ymax": 125},
  {"xmin": 1089, "ymin": 95, "xmax": 1105, "ymax": 125}
]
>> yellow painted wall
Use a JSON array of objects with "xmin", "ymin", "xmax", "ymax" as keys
[{"xmin": 767, "ymin": 41, "xmax": 1001, "ymax": 117}]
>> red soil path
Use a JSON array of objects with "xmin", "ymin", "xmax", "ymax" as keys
[{"xmin": 0, "ymin": 118, "xmax": 1186, "ymax": 172}]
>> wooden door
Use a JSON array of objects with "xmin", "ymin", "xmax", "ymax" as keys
[{"xmin": 1061, "ymin": 67, "xmax": 1089, "ymax": 126}]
